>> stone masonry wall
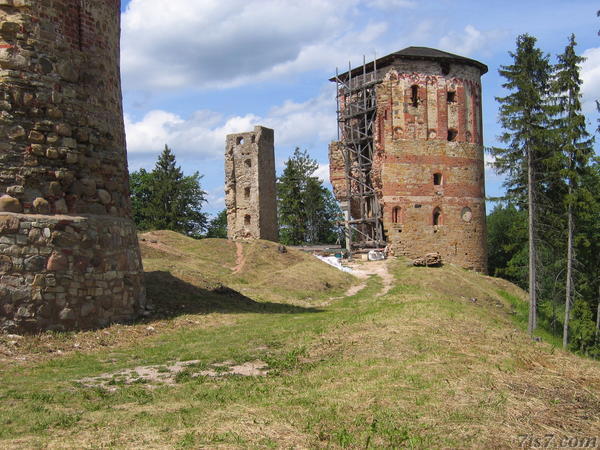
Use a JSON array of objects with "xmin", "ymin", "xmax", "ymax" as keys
[
  {"xmin": 0, "ymin": 0, "xmax": 146, "ymax": 332},
  {"xmin": 330, "ymin": 55, "xmax": 487, "ymax": 272},
  {"xmin": 225, "ymin": 126, "xmax": 278, "ymax": 241}
]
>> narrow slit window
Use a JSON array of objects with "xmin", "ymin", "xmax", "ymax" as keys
[
  {"xmin": 433, "ymin": 173, "xmax": 443, "ymax": 186},
  {"xmin": 244, "ymin": 187, "xmax": 250, "ymax": 198},
  {"xmin": 447, "ymin": 91, "xmax": 456, "ymax": 103},
  {"xmin": 433, "ymin": 207, "xmax": 442, "ymax": 226},
  {"xmin": 244, "ymin": 215, "xmax": 251, "ymax": 225},
  {"xmin": 392, "ymin": 206, "xmax": 401, "ymax": 224},
  {"xmin": 447, "ymin": 129, "xmax": 458, "ymax": 141},
  {"xmin": 411, "ymin": 85, "xmax": 419, "ymax": 107}
]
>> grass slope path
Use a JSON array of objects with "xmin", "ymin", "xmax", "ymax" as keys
[{"xmin": 0, "ymin": 231, "xmax": 598, "ymax": 448}]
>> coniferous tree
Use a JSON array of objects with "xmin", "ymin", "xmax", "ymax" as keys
[
  {"xmin": 130, "ymin": 145, "xmax": 208, "ymax": 236},
  {"xmin": 490, "ymin": 34, "xmax": 554, "ymax": 336},
  {"xmin": 277, "ymin": 148, "xmax": 341, "ymax": 245},
  {"xmin": 552, "ymin": 34, "xmax": 595, "ymax": 348},
  {"xmin": 205, "ymin": 209, "xmax": 228, "ymax": 238}
]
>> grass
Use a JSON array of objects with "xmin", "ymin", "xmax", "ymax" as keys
[{"xmin": 0, "ymin": 233, "xmax": 599, "ymax": 448}]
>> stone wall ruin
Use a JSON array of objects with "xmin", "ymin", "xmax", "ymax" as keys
[{"xmin": 225, "ymin": 126, "xmax": 278, "ymax": 241}]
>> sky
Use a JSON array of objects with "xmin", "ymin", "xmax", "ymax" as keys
[{"xmin": 118, "ymin": 0, "xmax": 600, "ymax": 217}]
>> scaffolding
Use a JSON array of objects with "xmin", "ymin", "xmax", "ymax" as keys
[{"xmin": 334, "ymin": 57, "xmax": 385, "ymax": 254}]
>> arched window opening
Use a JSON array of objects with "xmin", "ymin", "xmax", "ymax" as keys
[
  {"xmin": 410, "ymin": 85, "xmax": 419, "ymax": 107},
  {"xmin": 433, "ymin": 207, "xmax": 442, "ymax": 226},
  {"xmin": 236, "ymin": 136, "xmax": 244, "ymax": 145},
  {"xmin": 244, "ymin": 215, "xmax": 251, "ymax": 225},
  {"xmin": 244, "ymin": 159, "xmax": 251, "ymax": 168},
  {"xmin": 447, "ymin": 129, "xmax": 458, "ymax": 141},
  {"xmin": 392, "ymin": 206, "xmax": 401, "ymax": 224},
  {"xmin": 433, "ymin": 173, "xmax": 443, "ymax": 186},
  {"xmin": 447, "ymin": 91, "xmax": 456, "ymax": 103}
]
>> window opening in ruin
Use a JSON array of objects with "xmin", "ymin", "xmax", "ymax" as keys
[
  {"xmin": 447, "ymin": 91, "xmax": 456, "ymax": 103},
  {"xmin": 433, "ymin": 173, "xmax": 443, "ymax": 186},
  {"xmin": 392, "ymin": 206, "xmax": 401, "ymax": 224},
  {"xmin": 244, "ymin": 187, "xmax": 250, "ymax": 199},
  {"xmin": 251, "ymin": 134, "xmax": 256, "ymax": 143},
  {"xmin": 236, "ymin": 136, "xmax": 244, "ymax": 145},
  {"xmin": 447, "ymin": 129, "xmax": 458, "ymax": 141},
  {"xmin": 441, "ymin": 62, "xmax": 450, "ymax": 76},
  {"xmin": 411, "ymin": 85, "xmax": 419, "ymax": 107},
  {"xmin": 244, "ymin": 159, "xmax": 251, "ymax": 168},
  {"xmin": 415, "ymin": 204, "xmax": 422, "ymax": 208},
  {"xmin": 244, "ymin": 215, "xmax": 251, "ymax": 225},
  {"xmin": 433, "ymin": 207, "xmax": 442, "ymax": 226}
]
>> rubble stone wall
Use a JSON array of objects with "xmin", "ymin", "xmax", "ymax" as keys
[
  {"xmin": 225, "ymin": 126, "xmax": 278, "ymax": 241},
  {"xmin": 0, "ymin": 0, "xmax": 146, "ymax": 332}
]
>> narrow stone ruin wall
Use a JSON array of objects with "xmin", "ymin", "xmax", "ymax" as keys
[
  {"xmin": 224, "ymin": 126, "xmax": 278, "ymax": 241},
  {"xmin": 330, "ymin": 52, "xmax": 487, "ymax": 272},
  {"xmin": 0, "ymin": 0, "xmax": 146, "ymax": 332}
]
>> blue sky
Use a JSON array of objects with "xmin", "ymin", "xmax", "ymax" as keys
[{"xmin": 119, "ymin": 0, "xmax": 600, "ymax": 216}]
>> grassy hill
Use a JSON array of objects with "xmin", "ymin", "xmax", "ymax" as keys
[{"xmin": 0, "ymin": 231, "xmax": 598, "ymax": 448}]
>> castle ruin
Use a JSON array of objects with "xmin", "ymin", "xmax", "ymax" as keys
[
  {"xmin": 329, "ymin": 47, "xmax": 488, "ymax": 272},
  {"xmin": 0, "ymin": 0, "xmax": 146, "ymax": 332},
  {"xmin": 225, "ymin": 126, "xmax": 278, "ymax": 241}
]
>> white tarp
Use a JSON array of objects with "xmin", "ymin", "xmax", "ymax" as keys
[{"xmin": 314, "ymin": 255, "xmax": 354, "ymax": 273}]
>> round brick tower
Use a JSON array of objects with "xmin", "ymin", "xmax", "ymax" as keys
[
  {"xmin": 0, "ymin": 0, "xmax": 146, "ymax": 332},
  {"xmin": 374, "ymin": 47, "xmax": 488, "ymax": 272},
  {"xmin": 329, "ymin": 47, "xmax": 488, "ymax": 272}
]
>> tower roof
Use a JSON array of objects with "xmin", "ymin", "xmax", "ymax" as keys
[{"xmin": 330, "ymin": 46, "xmax": 488, "ymax": 81}]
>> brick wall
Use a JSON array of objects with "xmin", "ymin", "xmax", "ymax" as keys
[{"xmin": 330, "ymin": 56, "xmax": 487, "ymax": 272}]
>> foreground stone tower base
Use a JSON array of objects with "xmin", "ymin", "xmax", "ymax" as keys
[
  {"xmin": 0, "ymin": 0, "xmax": 145, "ymax": 332},
  {"xmin": 0, "ymin": 213, "xmax": 144, "ymax": 332},
  {"xmin": 225, "ymin": 126, "xmax": 278, "ymax": 241}
]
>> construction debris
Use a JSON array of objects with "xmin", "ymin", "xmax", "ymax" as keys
[{"xmin": 413, "ymin": 252, "xmax": 442, "ymax": 267}]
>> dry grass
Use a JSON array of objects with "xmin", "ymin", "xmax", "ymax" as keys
[{"xmin": 0, "ymin": 234, "xmax": 598, "ymax": 448}]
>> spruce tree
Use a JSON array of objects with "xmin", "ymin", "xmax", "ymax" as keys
[
  {"xmin": 552, "ymin": 34, "xmax": 595, "ymax": 348},
  {"xmin": 490, "ymin": 34, "xmax": 553, "ymax": 336},
  {"xmin": 129, "ymin": 145, "xmax": 207, "ymax": 236}
]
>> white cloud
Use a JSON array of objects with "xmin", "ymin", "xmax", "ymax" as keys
[
  {"xmin": 315, "ymin": 163, "xmax": 331, "ymax": 184},
  {"xmin": 125, "ymin": 90, "xmax": 337, "ymax": 166},
  {"xmin": 121, "ymin": 0, "xmax": 395, "ymax": 90},
  {"xmin": 581, "ymin": 47, "xmax": 600, "ymax": 115},
  {"xmin": 364, "ymin": 0, "xmax": 416, "ymax": 10},
  {"xmin": 438, "ymin": 25, "xmax": 504, "ymax": 57}
]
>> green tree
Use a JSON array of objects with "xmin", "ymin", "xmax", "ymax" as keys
[
  {"xmin": 552, "ymin": 34, "xmax": 595, "ymax": 348},
  {"xmin": 205, "ymin": 209, "xmax": 228, "ymax": 238},
  {"xmin": 490, "ymin": 34, "xmax": 554, "ymax": 336},
  {"xmin": 130, "ymin": 145, "xmax": 207, "ymax": 237},
  {"xmin": 277, "ymin": 148, "xmax": 341, "ymax": 245}
]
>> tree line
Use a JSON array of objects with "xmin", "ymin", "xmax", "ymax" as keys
[
  {"xmin": 487, "ymin": 32, "xmax": 600, "ymax": 357},
  {"xmin": 129, "ymin": 145, "xmax": 341, "ymax": 244}
]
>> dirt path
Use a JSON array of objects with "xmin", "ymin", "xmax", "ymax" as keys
[
  {"xmin": 344, "ymin": 259, "xmax": 395, "ymax": 297},
  {"xmin": 232, "ymin": 242, "xmax": 246, "ymax": 274}
]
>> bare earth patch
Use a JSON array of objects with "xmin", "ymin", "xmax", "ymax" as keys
[
  {"xmin": 77, "ymin": 360, "xmax": 269, "ymax": 391},
  {"xmin": 346, "ymin": 259, "xmax": 394, "ymax": 296}
]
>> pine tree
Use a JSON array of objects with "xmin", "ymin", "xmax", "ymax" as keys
[
  {"xmin": 552, "ymin": 34, "xmax": 595, "ymax": 348},
  {"xmin": 490, "ymin": 34, "xmax": 554, "ymax": 336}
]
